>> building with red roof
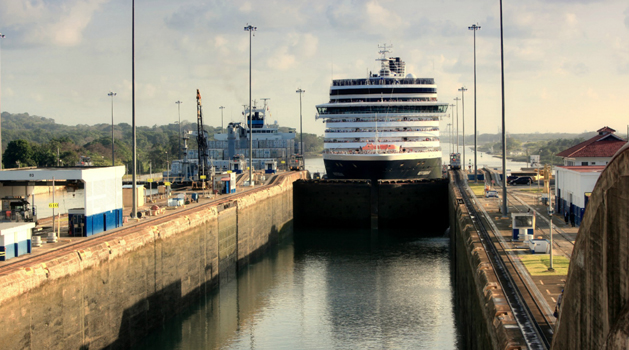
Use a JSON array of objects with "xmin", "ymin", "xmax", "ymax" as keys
[
  {"xmin": 556, "ymin": 127, "xmax": 626, "ymax": 166},
  {"xmin": 554, "ymin": 127, "xmax": 627, "ymax": 226}
]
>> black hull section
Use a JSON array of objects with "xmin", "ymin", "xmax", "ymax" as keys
[{"xmin": 324, "ymin": 157, "xmax": 442, "ymax": 180}]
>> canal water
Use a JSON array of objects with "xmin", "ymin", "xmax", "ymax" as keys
[{"xmin": 135, "ymin": 229, "xmax": 462, "ymax": 349}]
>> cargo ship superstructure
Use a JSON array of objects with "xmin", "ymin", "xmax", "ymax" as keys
[
  {"xmin": 315, "ymin": 45, "xmax": 447, "ymax": 180},
  {"xmin": 167, "ymin": 99, "xmax": 297, "ymax": 183}
]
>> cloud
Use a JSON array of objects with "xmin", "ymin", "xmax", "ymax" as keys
[
  {"xmin": 557, "ymin": 61, "xmax": 589, "ymax": 76},
  {"xmin": 0, "ymin": 0, "xmax": 107, "ymax": 47},
  {"xmin": 625, "ymin": 7, "xmax": 629, "ymax": 29},
  {"xmin": 265, "ymin": 32, "xmax": 319, "ymax": 71}
]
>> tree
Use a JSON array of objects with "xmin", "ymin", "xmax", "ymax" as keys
[{"xmin": 3, "ymin": 140, "xmax": 35, "ymax": 168}]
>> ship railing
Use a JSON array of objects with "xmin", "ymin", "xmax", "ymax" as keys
[
  {"xmin": 331, "ymin": 78, "xmax": 435, "ymax": 86},
  {"xmin": 324, "ymin": 116, "xmax": 439, "ymax": 123},
  {"xmin": 330, "ymin": 97, "xmax": 439, "ymax": 103},
  {"xmin": 325, "ymin": 127, "xmax": 439, "ymax": 133},
  {"xmin": 324, "ymin": 138, "xmax": 439, "ymax": 143},
  {"xmin": 323, "ymin": 147, "xmax": 441, "ymax": 155}
]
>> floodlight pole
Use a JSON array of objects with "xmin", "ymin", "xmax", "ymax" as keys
[
  {"xmin": 500, "ymin": 0, "xmax": 508, "ymax": 217},
  {"xmin": 131, "ymin": 0, "xmax": 137, "ymax": 219},
  {"xmin": 458, "ymin": 87, "xmax": 467, "ymax": 174},
  {"xmin": 176, "ymin": 100, "xmax": 183, "ymax": 159},
  {"xmin": 548, "ymin": 166, "xmax": 554, "ymax": 271},
  {"xmin": 469, "ymin": 24, "xmax": 480, "ymax": 183},
  {"xmin": 0, "ymin": 33, "xmax": 5, "ymax": 170},
  {"xmin": 219, "ymin": 106, "xmax": 225, "ymax": 133},
  {"xmin": 108, "ymin": 91, "xmax": 117, "ymax": 166},
  {"xmin": 454, "ymin": 98, "xmax": 461, "ymax": 153},
  {"xmin": 296, "ymin": 88, "xmax": 305, "ymax": 165},
  {"xmin": 245, "ymin": 24, "xmax": 256, "ymax": 186}
]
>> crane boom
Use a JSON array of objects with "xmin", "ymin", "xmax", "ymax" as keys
[{"xmin": 196, "ymin": 89, "xmax": 208, "ymax": 180}]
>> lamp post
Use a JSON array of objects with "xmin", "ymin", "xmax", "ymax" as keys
[
  {"xmin": 469, "ymin": 23, "xmax": 481, "ymax": 183},
  {"xmin": 447, "ymin": 123, "xmax": 452, "ymax": 156},
  {"xmin": 449, "ymin": 103, "xmax": 455, "ymax": 155},
  {"xmin": 547, "ymin": 165, "xmax": 554, "ymax": 271},
  {"xmin": 454, "ymin": 97, "xmax": 461, "ymax": 154},
  {"xmin": 175, "ymin": 100, "xmax": 183, "ymax": 160},
  {"xmin": 296, "ymin": 88, "xmax": 305, "ymax": 165},
  {"xmin": 0, "ymin": 33, "xmax": 5, "ymax": 170},
  {"xmin": 500, "ymin": 0, "xmax": 508, "ymax": 217},
  {"xmin": 244, "ymin": 24, "xmax": 256, "ymax": 186},
  {"xmin": 131, "ymin": 0, "xmax": 137, "ymax": 219},
  {"xmin": 219, "ymin": 106, "xmax": 225, "ymax": 133},
  {"xmin": 458, "ymin": 87, "xmax": 467, "ymax": 173},
  {"xmin": 108, "ymin": 91, "xmax": 116, "ymax": 166}
]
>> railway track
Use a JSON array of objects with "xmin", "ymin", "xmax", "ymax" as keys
[
  {"xmin": 454, "ymin": 170, "xmax": 551, "ymax": 349},
  {"xmin": 481, "ymin": 168, "xmax": 574, "ymax": 256}
]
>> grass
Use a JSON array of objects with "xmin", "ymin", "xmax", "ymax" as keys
[
  {"xmin": 518, "ymin": 254, "xmax": 570, "ymax": 276},
  {"xmin": 468, "ymin": 182, "xmax": 487, "ymax": 197}
]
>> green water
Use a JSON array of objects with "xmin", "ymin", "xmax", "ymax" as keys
[{"xmin": 136, "ymin": 229, "xmax": 461, "ymax": 349}]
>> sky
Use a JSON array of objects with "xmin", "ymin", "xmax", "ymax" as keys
[{"xmin": 1, "ymin": 0, "xmax": 629, "ymax": 137}]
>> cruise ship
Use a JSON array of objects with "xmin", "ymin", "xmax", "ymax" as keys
[{"xmin": 315, "ymin": 45, "xmax": 447, "ymax": 180}]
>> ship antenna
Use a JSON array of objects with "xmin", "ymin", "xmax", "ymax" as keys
[
  {"xmin": 261, "ymin": 98, "xmax": 270, "ymax": 125},
  {"xmin": 261, "ymin": 97, "xmax": 270, "ymax": 109},
  {"xmin": 376, "ymin": 43, "xmax": 392, "ymax": 77}
]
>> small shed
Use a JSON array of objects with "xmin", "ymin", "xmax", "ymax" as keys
[
  {"xmin": 554, "ymin": 166, "xmax": 605, "ymax": 227},
  {"xmin": 0, "ymin": 167, "xmax": 125, "ymax": 237}
]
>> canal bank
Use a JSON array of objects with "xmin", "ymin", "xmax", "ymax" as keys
[
  {"xmin": 0, "ymin": 171, "xmax": 306, "ymax": 350},
  {"xmin": 448, "ymin": 173, "xmax": 527, "ymax": 349}
]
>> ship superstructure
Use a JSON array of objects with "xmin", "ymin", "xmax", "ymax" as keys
[
  {"xmin": 315, "ymin": 45, "xmax": 447, "ymax": 180},
  {"xmin": 167, "ymin": 99, "xmax": 297, "ymax": 183}
]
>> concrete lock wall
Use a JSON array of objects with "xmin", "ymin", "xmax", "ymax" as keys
[
  {"xmin": 551, "ymin": 145, "xmax": 629, "ymax": 350},
  {"xmin": 0, "ymin": 171, "xmax": 306, "ymax": 350},
  {"xmin": 448, "ymin": 174, "xmax": 526, "ymax": 349}
]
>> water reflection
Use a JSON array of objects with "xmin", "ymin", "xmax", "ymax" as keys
[{"xmin": 136, "ymin": 230, "xmax": 461, "ymax": 350}]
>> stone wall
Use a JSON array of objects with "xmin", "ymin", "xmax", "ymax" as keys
[
  {"xmin": 0, "ymin": 171, "xmax": 305, "ymax": 350},
  {"xmin": 551, "ymin": 144, "xmax": 629, "ymax": 349},
  {"xmin": 449, "ymin": 174, "xmax": 526, "ymax": 349}
]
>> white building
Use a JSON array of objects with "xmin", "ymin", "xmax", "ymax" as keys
[{"xmin": 554, "ymin": 166, "xmax": 604, "ymax": 226}]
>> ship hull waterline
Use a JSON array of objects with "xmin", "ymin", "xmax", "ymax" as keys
[{"xmin": 323, "ymin": 155, "xmax": 442, "ymax": 180}]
